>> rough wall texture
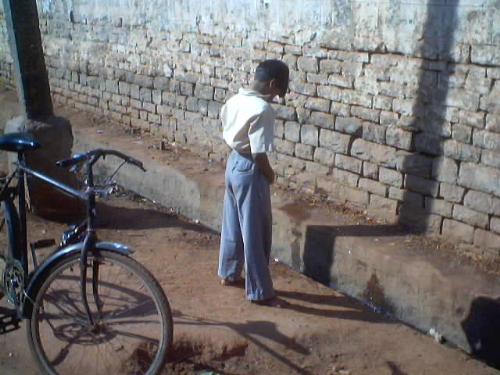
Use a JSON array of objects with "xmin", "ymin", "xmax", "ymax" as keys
[{"xmin": 1, "ymin": 0, "xmax": 500, "ymax": 254}]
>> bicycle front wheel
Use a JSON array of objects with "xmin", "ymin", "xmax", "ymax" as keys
[{"xmin": 27, "ymin": 250, "xmax": 173, "ymax": 375}]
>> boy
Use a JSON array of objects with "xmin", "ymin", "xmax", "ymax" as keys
[{"xmin": 218, "ymin": 59, "xmax": 289, "ymax": 307}]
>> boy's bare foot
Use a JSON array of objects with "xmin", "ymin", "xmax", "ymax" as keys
[
  {"xmin": 251, "ymin": 297, "xmax": 289, "ymax": 308},
  {"xmin": 220, "ymin": 278, "xmax": 244, "ymax": 287}
]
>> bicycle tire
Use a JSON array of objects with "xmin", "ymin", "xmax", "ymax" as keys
[{"xmin": 27, "ymin": 250, "xmax": 173, "ymax": 375}]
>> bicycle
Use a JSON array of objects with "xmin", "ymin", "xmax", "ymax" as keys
[{"xmin": 0, "ymin": 131, "xmax": 173, "ymax": 374}]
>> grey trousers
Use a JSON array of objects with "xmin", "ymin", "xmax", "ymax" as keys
[{"xmin": 218, "ymin": 150, "xmax": 275, "ymax": 301}]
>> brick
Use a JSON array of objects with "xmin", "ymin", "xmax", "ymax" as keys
[
  {"xmin": 362, "ymin": 122, "xmax": 386, "ymax": 144},
  {"xmin": 214, "ymin": 88, "xmax": 226, "ymax": 102},
  {"xmin": 134, "ymin": 74, "xmax": 154, "ymax": 88},
  {"xmin": 153, "ymin": 77, "xmax": 170, "ymax": 90},
  {"xmin": 297, "ymin": 57, "xmax": 318, "ymax": 73},
  {"xmin": 180, "ymin": 82, "xmax": 194, "ymax": 96},
  {"xmin": 105, "ymin": 79, "xmax": 119, "ymax": 94},
  {"xmin": 351, "ymin": 139, "xmax": 397, "ymax": 168},
  {"xmin": 471, "ymin": 44, "xmax": 500, "ymax": 66},
  {"xmin": 284, "ymin": 121, "xmax": 300, "ymax": 142},
  {"xmin": 459, "ymin": 110, "xmax": 485, "ymax": 129},
  {"xmin": 490, "ymin": 217, "xmax": 500, "ymax": 234},
  {"xmin": 359, "ymin": 178, "xmax": 387, "ymax": 196},
  {"xmin": 328, "ymin": 74, "xmax": 353, "ymax": 88},
  {"xmin": 352, "ymin": 106, "xmax": 380, "ymax": 122},
  {"xmin": 305, "ymin": 161, "xmax": 330, "ymax": 175},
  {"xmin": 290, "ymin": 81, "xmax": 316, "ymax": 96},
  {"xmin": 424, "ymin": 197, "xmax": 453, "ymax": 217},
  {"xmin": 275, "ymin": 120, "xmax": 284, "ymax": 139},
  {"xmin": 452, "ymin": 124, "xmax": 472, "ymax": 143},
  {"xmin": 442, "ymin": 219, "xmax": 474, "ymax": 244},
  {"xmin": 313, "ymin": 147, "xmax": 335, "ymax": 167},
  {"xmin": 295, "ymin": 144, "xmax": 314, "ymax": 160},
  {"xmin": 335, "ymin": 117, "xmax": 362, "ymax": 136},
  {"xmin": 139, "ymin": 87, "xmax": 152, "ymax": 103},
  {"xmin": 464, "ymin": 190, "xmax": 496, "ymax": 215},
  {"xmin": 319, "ymin": 129, "xmax": 351, "ymax": 154},
  {"xmin": 208, "ymin": 101, "xmax": 221, "ymax": 118},
  {"xmin": 388, "ymin": 187, "xmax": 424, "ymax": 207},
  {"xmin": 317, "ymin": 179, "xmax": 369, "ymax": 206},
  {"xmin": 453, "ymin": 205, "xmax": 489, "ymax": 229},
  {"xmin": 335, "ymin": 154, "xmax": 362, "ymax": 174},
  {"xmin": 305, "ymin": 97, "xmax": 330, "ymax": 113},
  {"xmin": 443, "ymin": 140, "xmax": 480, "ymax": 162},
  {"xmin": 330, "ymin": 102, "xmax": 350, "ymax": 117},
  {"xmin": 405, "ymin": 175, "xmax": 439, "ymax": 197},
  {"xmin": 275, "ymin": 139, "xmax": 295, "ymax": 156},
  {"xmin": 431, "ymin": 157, "xmax": 458, "ymax": 184},
  {"xmin": 118, "ymin": 81, "xmax": 130, "ymax": 95},
  {"xmin": 399, "ymin": 205, "xmax": 443, "ymax": 234},
  {"xmin": 186, "ymin": 97, "xmax": 198, "ymax": 112},
  {"xmin": 368, "ymin": 195, "xmax": 398, "ymax": 221},
  {"xmin": 379, "ymin": 167, "xmax": 403, "ymax": 188},
  {"xmin": 446, "ymin": 89, "xmax": 480, "ymax": 111},
  {"xmin": 385, "ymin": 127, "xmax": 413, "ymax": 150},
  {"xmin": 414, "ymin": 133, "xmax": 443, "ymax": 156},
  {"xmin": 363, "ymin": 162, "xmax": 378, "ymax": 179},
  {"xmin": 486, "ymin": 114, "xmax": 500, "ymax": 134},
  {"xmin": 301, "ymin": 125, "xmax": 319, "ymax": 146},
  {"xmin": 319, "ymin": 60, "xmax": 341, "ymax": 74},
  {"xmin": 439, "ymin": 183, "xmax": 465, "ymax": 203},
  {"xmin": 195, "ymin": 84, "xmax": 214, "ymax": 100},
  {"xmin": 332, "ymin": 168, "xmax": 359, "ymax": 187},
  {"xmin": 482, "ymin": 149, "xmax": 500, "ymax": 169},
  {"xmin": 307, "ymin": 73, "xmax": 328, "ymax": 84},
  {"xmin": 309, "ymin": 111, "xmax": 335, "ymax": 129},
  {"xmin": 374, "ymin": 96, "xmax": 393, "ymax": 111},
  {"xmin": 274, "ymin": 104, "xmax": 296, "ymax": 121},
  {"xmin": 474, "ymin": 229, "xmax": 500, "ymax": 250},
  {"xmin": 459, "ymin": 162, "xmax": 500, "ymax": 198}
]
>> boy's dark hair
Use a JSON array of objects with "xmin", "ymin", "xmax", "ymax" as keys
[{"xmin": 254, "ymin": 59, "xmax": 289, "ymax": 88}]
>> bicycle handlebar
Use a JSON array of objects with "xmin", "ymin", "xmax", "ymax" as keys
[{"xmin": 56, "ymin": 149, "xmax": 146, "ymax": 172}]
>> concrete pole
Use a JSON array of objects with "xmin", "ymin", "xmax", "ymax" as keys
[{"xmin": 2, "ymin": 0, "xmax": 53, "ymax": 120}]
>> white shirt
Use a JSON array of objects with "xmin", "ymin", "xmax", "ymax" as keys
[{"xmin": 221, "ymin": 88, "xmax": 276, "ymax": 154}]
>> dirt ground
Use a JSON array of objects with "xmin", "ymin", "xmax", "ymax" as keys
[
  {"xmin": 0, "ymin": 85, "xmax": 499, "ymax": 374},
  {"xmin": 0, "ymin": 193, "xmax": 498, "ymax": 375}
]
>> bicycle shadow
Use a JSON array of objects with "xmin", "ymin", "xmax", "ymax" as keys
[{"xmin": 94, "ymin": 202, "xmax": 213, "ymax": 233}]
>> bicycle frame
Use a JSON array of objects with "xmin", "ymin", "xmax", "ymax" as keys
[{"xmin": 2, "ymin": 151, "xmax": 102, "ymax": 326}]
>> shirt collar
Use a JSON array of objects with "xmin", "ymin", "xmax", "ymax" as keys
[{"xmin": 238, "ymin": 88, "xmax": 269, "ymax": 100}]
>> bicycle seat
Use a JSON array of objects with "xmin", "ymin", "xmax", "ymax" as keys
[{"xmin": 0, "ymin": 132, "xmax": 40, "ymax": 152}]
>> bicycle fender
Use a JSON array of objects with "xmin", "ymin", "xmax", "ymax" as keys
[
  {"xmin": 22, "ymin": 241, "xmax": 133, "ymax": 318},
  {"xmin": 2, "ymin": 198, "xmax": 21, "ymax": 260}
]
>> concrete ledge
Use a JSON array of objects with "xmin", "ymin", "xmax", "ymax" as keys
[{"xmin": 73, "ymin": 123, "xmax": 500, "ymax": 365}]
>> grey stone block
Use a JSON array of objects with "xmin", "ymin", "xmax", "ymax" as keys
[
  {"xmin": 379, "ymin": 167, "xmax": 403, "ymax": 188},
  {"xmin": 301, "ymin": 124, "xmax": 319, "ymax": 146},
  {"xmin": 330, "ymin": 102, "xmax": 350, "ymax": 117},
  {"xmin": 332, "ymin": 168, "xmax": 359, "ymax": 188},
  {"xmin": 335, "ymin": 154, "xmax": 362, "ymax": 174},
  {"xmin": 464, "ymin": 190, "xmax": 496, "ymax": 215},
  {"xmin": 363, "ymin": 161, "xmax": 378, "ymax": 179},
  {"xmin": 335, "ymin": 117, "xmax": 362, "ymax": 136},
  {"xmin": 295, "ymin": 143, "xmax": 314, "ymax": 161},
  {"xmin": 486, "ymin": 114, "xmax": 500, "ymax": 134},
  {"xmin": 424, "ymin": 197, "xmax": 453, "ymax": 218},
  {"xmin": 290, "ymin": 81, "xmax": 316, "ymax": 96},
  {"xmin": 310, "ymin": 111, "xmax": 335, "ymax": 129},
  {"xmin": 452, "ymin": 124, "xmax": 472, "ymax": 144},
  {"xmin": 274, "ymin": 104, "xmax": 297, "ymax": 121},
  {"xmin": 180, "ymin": 82, "xmax": 194, "ymax": 96},
  {"xmin": 313, "ymin": 147, "xmax": 335, "ymax": 167},
  {"xmin": 319, "ymin": 60, "xmax": 342, "ymax": 74},
  {"xmin": 396, "ymin": 152, "xmax": 434, "ymax": 178},
  {"xmin": 432, "ymin": 157, "xmax": 458, "ymax": 184},
  {"xmin": 368, "ymin": 195, "xmax": 398, "ymax": 221},
  {"xmin": 453, "ymin": 205, "xmax": 489, "ymax": 229},
  {"xmin": 139, "ymin": 87, "xmax": 152, "ymax": 103},
  {"xmin": 352, "ymin": 106, "xmax": 380, "ymax": 122},
  {"xmin": 474, "ymin": 229, "xmax": 500, "ymax": 250},
  {"xmin": 386, "ymin": 127, "xmax": 413, "ymax": 150},
  {"xmin": 297, "ymin": 57, "xmax": 318, "ymax": 73},
  {"xmin": 490, "ymin": 217, "xmax": 500, "ymax": 234},
  {"xmin": 319, "ymin": 129, "xmax": 351, "ymax": 154},
  {"xmin": 284, "ymin": 121, "xmax": 301, "ymax": 142},
  {"xmin": 439, "ymin": 183, "xmax": 465, "ymax": 204},
  {"xmin": 388, "ymin": 187, "xmax": 423, "ymax": 207},
  {"xmin": 443, "ymin": 140, "xmax": 480, "ymax": 162},
  {"xmin": 362, "ymin": 122, "xmax": 386, "ymax": 144},
  {"xmin": 481, "ymin": 149, "xmax": 500, "ymax": 169},
  {"xmin": 328, "ymin": 74, "xmax": 353, "ymax": 89},
  {"xmin": 358, "ymin": 178, "xmax": 387, "ymax": 197},
  {"xmin": 442, "ymin": 219, "xmax": 474, "ymax": 244},
  {"xmin": 305, "ymin": 97, "xmax": 330, "ymax": 113},
  {"xmin": 405, "ymin": 175, "xmax": 439, "ymax": 197},
  {"xmin": 194, "ymin": 84, "xmax": 214, "ymax": 100},
  {"xmin": 351, "ymin": 139, "xmax": 397, "ymax": 168},
  {"xmin": 459, "ymin": 162, "xmax": 500, "ymax": 198}
]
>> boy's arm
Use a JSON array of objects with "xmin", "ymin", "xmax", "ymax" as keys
[{"xmin": 253, "ymin": 153, "xmax": 275, "ymax": 184}]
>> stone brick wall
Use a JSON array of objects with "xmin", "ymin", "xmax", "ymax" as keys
[{"xmin": 1, "ymin": 1, "xmax": 500, "ymax": 254}]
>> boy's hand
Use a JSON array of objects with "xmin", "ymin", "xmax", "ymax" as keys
[{"xmin": 254, "ymin": 153, "xmax": 275, "ymax": 184}]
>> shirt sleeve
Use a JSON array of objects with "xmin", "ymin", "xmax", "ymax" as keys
[{"xmin": 248, "ymin": 107, "xmax": 275, "ymax": 154}]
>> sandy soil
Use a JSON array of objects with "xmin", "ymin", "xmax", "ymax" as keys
[{"xmin": 0, "ymin": 193, "xmax": 497, "ymax": 375}]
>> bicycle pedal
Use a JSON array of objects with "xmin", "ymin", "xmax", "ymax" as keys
[
  {"xmin": 0, "ymin": 311, "xmax": 20, "ymax": 334},
  {"xmin": 31, "ymin": 238, "xmax": 56, "ymax": 250}
]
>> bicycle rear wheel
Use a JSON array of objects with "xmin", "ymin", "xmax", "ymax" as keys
[{"xmin": 27, "ymin": 250, "xmax": 173, "ymax": 375}]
